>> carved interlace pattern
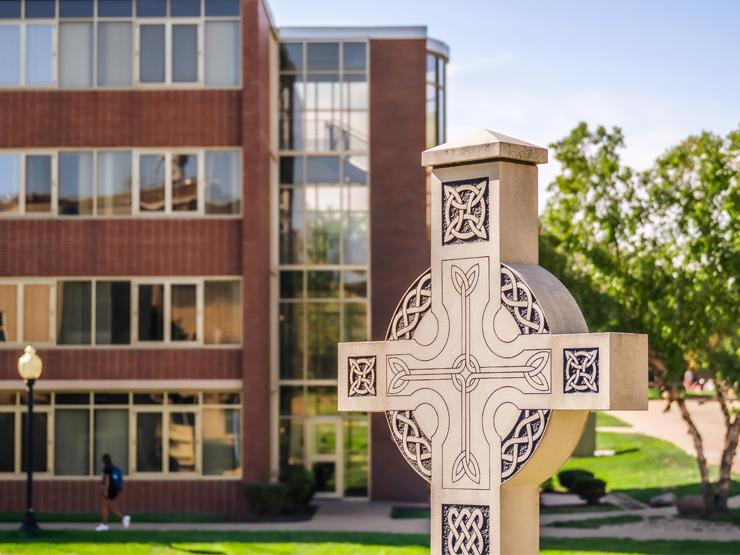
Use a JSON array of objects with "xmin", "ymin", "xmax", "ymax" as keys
[
  {"xmin": 443, "ymin": 504, "xmax": 490, "ymax": 555},
  {"xmin": 500, "ymin": 409, "xmax": 551, "ymax": 482},
  {"xmin": 563, "ymin": 348, "xmax": 599, "ymax": 393},
  {"xmin": 387, "ymin": 271, "xmax": 432, "ymax": 341},
  {"xmin": 384, "ymin": 266, "xmax": 553, "ymax": 485},
  {"xmin": 385, "ymin": 269, "xmax": 434, "ymax": 483},
  {"xmin": 500, "ymin": 265, "xmax": 549, "ymax": 335},
  {"xmin": 385, "ymin": 410, "xmax": 433, "ymax": 479},
  {"xmin": 442, "ymin": 178, "xmax": 489, "ymax": 245},
  {"xmin": 348, "ymin": 356, "xmax": 376, "ymax": 397}
]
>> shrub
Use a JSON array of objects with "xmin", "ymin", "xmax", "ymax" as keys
[
  {"xmin": 242, "ymin": 482, "xmax": 288, "ymax": 517},
  {"xmin": 558, "ymin": 469, "xmax": 594, "ymax": 491},
  {"xmin": 540, "ymin": 477, "xmax": 555, "ymax": 492},
  {"xmin": 281, "ymin": 464, "xmax": 317, "ymax": 510},
  {"xmin": 572, "ymin": 477, "xmax": 607, "ymax": 505}
]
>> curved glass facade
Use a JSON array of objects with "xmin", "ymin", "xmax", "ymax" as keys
[{"xmin": 426, "ymin": 51, "xmax": 447, "ymax": 149}]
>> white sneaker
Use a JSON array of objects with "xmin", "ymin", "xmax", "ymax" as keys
[
  {"xmin": 95, "ymin": 524, "xmax": 110, "ymax": 532},
  {"xmin": 122, "ymin": 515, "xmax": 131, "ymax": 529}
]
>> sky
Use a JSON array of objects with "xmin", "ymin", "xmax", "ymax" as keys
[{"xmin": 271, "ymin": 0, "xmax": 740, "ymax": 211}]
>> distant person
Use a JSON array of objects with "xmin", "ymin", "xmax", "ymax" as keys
[{"xmin": 96, "ymin": 454, "xmax": 131, "ymax": 531}]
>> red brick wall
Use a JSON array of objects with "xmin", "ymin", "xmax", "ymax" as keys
[
  {"xmin": 0, "ymin": 219, "xmax": 241, "ymax": 276},
  {"xmin": 369, "ymin": 39, "xmax": 431, "ymax": 503},
  {"xmin": 0, "ymin": 480, "xmax": 244, "ymax": 516},
  {"xmin": 240, "ymin": 0, "xmax": 273, "ymax": 483},
  {"xmin": 0, "ymin": 90, "xmax": 241, "ymax": 148},
  {"xmin": 0, "ymin": 349, "xmax": 241, "ymax": 381}
]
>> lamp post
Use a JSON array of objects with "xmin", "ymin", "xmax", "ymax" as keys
[{"xmin": 17, "ymin": 345, "xmax": 42, "ymax": 534}]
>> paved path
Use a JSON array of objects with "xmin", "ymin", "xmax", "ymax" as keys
[
  {"xmin": 1, "ymin": 499, "xmax": 738, "ymax": 543},
  {"xmin": 611, "ymin": 399, "xmax": 739, "ymax": 473}
]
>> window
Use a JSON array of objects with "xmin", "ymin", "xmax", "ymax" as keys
[
  {"xmin": 26, "ymin": 24, "xmax": 54, "ymax": 85},
  {"xmin": 1, "ymin": 277, "xmax": 240, "ymax": 347},
  {"xmin": 0, "ymin": 25, "xmax": 20, "ymax": 85},
  {"xmin": 59, "ymin": 151, "xmax": 94, "ymax": 215},
  {"xmin": 0, "ymin": 154, "xmax": 20, "ymax": 213},
  {"xmin": 136, "ymin": 412, "xmax": 162, "ymax": 472},
  {"xmin": 0, "ymin": 413, "xmax": 14, "ymax": 472},
  {"xmin": 204, "ymin": 280, "xmax": 241, "ymax": 344},
  {"xmin": 0, "ymin": 0, "xmax": 240, "ymax": 89},
  {"xmin": 25, "ymin": 155, "xmax": 52, "ymax": 213},
  {"xmin": 278, "ymin": 40, "xmax": 370, "ymax": 497},
  {"xmin": 205, "ymin": 21, "xmax": 239, "ymax": 86},
  {"xmin": 202, "ymin": 408, "xmax": 240, "ymax": 475},
  {"xmin": 98, "ymin": 22, "xmax": 132, "ymax": 87},
  {"xmin": 95, "ymin": 281, "xmax": 131, "ymax": 344},
  {"xmin": 205, "ymin": 151, "xmax": 241, "ymax": 214},
  {"xmin": 55, "ymin": 409, "xmax": 89, "ymax": 475},
  {"xmin": 137, "ymin": 283, "xmax": 164, "ymax": 341},
  {"xmin": 2, "ymin": 149, "xmax": 239, "ymax": 217},
  {"xmin": 94, "ymin": 409, "xmax": 129, "ymax": 474},
  {"xmin": 0, "ymin": 285, "xmax": 18, "ymax": 343},
  {"xmin": 21, "ymin": 413, "xmax": 48, "ymax": 473},
  {"xmin": 97, "ymin": 151, "xmax": 132, "ymax": 215},
  {"xmin": 57, "ymin": 281, "xmax": 92, "ymax": 345},
  {"xmin": 60, "ymin": 22, "xmax": 93, "ymax": 88},
  {"xmin": 426, "ymin": 52, "xmax": 447, "ymax": 148}
]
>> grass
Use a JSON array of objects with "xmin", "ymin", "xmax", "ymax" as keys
[
  {"xmin": 547, "ymin": 514, "xmax": 643, "ymax": 529},
  {"xmin": 390, "ymin": 506, "xmax": 430, "ymax": 520},
  {"xmin": 540, "ymin": 504, "xmax": 620, "ymax": 515},
  {"xmin": 0, "ymin": 531, "xmax": 738, "ymax": 554},
  {"xmin": 0, "ymin": 512, "xmax": 224, "ymax": 523},
  {"xmin": 595, "ymin": 413, "xmax": 631, "ymax": 428},
  {"xmin": 557, "ymin": 432, "xmax": 740, "ymax": 503}
]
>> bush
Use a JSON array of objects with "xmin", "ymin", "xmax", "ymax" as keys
[
  {"xmin": 242, "ymin": 482, "xmax": 288, "ymax": 517},
  {"xmin": 572, "ymin": 477, "xmax": 607, "ymax": 505},
  {"xmin": 281, "ymin": 464, "xmax": 317, "ymax": 510},
  {"xmin": 540, "ymin": 477, "xmax": 555, "ymax": 492},
  {"xmin": 558, "ymin": 469, "xmax": 594, "ymax": 490}
]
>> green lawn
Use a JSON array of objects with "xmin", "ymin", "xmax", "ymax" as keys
[
  {"xmin": 595, "ymin": 413, "xmax": 632, "ymax": 427},
  {"xmin": 0, "ymin": 512, "xmax": 224, "ymax": 523},
  {"xmin": 557, "ymin": 432, "xmax": 740, "ymax": 503},
  {"xmin": 0, "ymin": 531, "xmax": 738, "ymax": 555},
  {"xmin": 548, "ymin": 514, "xmax": 643, "ymax": 529}
]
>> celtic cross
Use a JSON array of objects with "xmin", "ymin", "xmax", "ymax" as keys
[{"xmin": 338, "ymin": 130, "xmax": 648, "ymax": 555}]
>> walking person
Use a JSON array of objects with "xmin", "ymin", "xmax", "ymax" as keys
[{"xmin": 96, "ymin": 454, "xmax": 131, "ymax": 531}]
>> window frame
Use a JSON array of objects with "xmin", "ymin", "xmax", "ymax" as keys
[{"xmin": 0, "ymin": 389, "xmax": 242, "ymax": 480}]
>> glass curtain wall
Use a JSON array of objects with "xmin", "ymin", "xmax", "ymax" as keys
[{"xmin": 278, "ymin": 40, "xmax": 370, "ymax": 497}]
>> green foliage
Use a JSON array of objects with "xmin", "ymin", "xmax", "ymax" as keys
[
  {"xmin": 571, "ymin": 476, "xmax": 607, "ymax": 505},
  {"xmin": 595, "ymin": 413, "xmax": 632, "ymax": 427},
  {"xmin": 281, "ymin": 464, "xmax": 317, "ymax": 510},
  {"xmin": 242, "ymin": 482, "xmax": 289, "ymax": 517},
  {"xmin": 558, "ymin": 469, "xmax": 595, "ymax": 490},
  {"xmin": 542, "ymin": 123, "xmax": 739, "ymax": 385}
]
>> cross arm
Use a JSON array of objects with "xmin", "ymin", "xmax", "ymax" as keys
[
  {"xmin": 545, "ymin": 332, "xmax": 648, "ymax": 411},
  {"xmin": 337, "ymin": 340, "xmax": 422, "ymax": 413}
]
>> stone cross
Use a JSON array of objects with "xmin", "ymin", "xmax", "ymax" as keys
[{"xmin": 338, "ymin": 130, "xmax": 647, "ymax": 555}]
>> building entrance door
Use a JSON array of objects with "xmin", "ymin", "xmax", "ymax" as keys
[{"xmin": 304, "ymin": 416, "xmax": 343, "ymax": 497}]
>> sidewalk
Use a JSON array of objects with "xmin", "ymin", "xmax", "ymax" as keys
[{"xmin": 1, "ymin": 498, "xmax": 738, "ymax": 543}]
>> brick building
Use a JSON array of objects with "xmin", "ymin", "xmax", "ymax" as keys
[{"xmin": 0, "ymin": 0, "xmax": 447, "ymax": 513}]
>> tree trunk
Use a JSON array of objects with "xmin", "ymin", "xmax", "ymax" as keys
[
  {"xmin": 714, "ymin": 386, "xmax": 739, "ymax": 513},
  {"xmin": 675, "ymin": 397, "xmax": 714, "ymax": 515}
]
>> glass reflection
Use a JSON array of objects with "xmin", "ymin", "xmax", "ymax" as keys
[
  {"xmin": 25, "ymin": 155, "xmax": 52, "ymax": 212},
  {"xmin": 205, "ymin": 151, "xmax": 241, "ymax": 214},
  {"xmin": 97, "ymin": 151, "xmax": 132, "ymax": 215},
  {"xmin": 172, "ymin": 153, "xmax": 198, "ymax": 212},
  {"xmin": 59, "ymin": 152, "xmax": 94, "ymax": 215},
  {"xmin": 0, "ymin": 154, "xmax": 20, "ymax": 214},
  {"xmin": 139, "ymin": 154, "xmax": 165, "ymax": 212},
  {"xmin": 171, "ymin": 284, "xmax": 197, "ymax": 341}
]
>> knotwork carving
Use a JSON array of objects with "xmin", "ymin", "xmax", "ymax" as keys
[
  {"xmin": 388, "ymin": 270, "xmax": 432, "ymax": 340},
  {"xmin": 564, "ymin": 348, "xmax": 599, "ymax": 393},
  {"xmin": 442, "ymin": 178, "xmax": 489, "ymax": 244},
  {"xmin": 443, "ymin": 504, "xmax": 490, "ymax": 555},
  {"xmin": 500, "ymin": 409, "xmax": 550, "ymax": 482},
  {"xmin": 500, "ymin": 265, "xmax": 549, "ymax": 335},
  {"xmin": 348, "ymin": 356, "xmax": 376, "ymax": 397},
  {"xmin": 385, "ymin": 410, "xmax": 433, "ymax": 480}
]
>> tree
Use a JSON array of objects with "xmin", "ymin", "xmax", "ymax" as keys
[{"xmin": 542, "ymin": 123, "xmax": 739, "ymax": 514}]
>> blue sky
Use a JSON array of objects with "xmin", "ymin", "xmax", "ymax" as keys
[{"xmin": 271, "ymin": 0, "xmax": 740, "ymax": 210}]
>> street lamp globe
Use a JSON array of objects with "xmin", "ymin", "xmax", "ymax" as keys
[{"xmin": 17, "ymin": 346, "xmax": 43, "ymax": 381}]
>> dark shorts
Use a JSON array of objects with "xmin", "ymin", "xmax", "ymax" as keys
[{"xmin": 106, "ymin": 489, "xmax": 118, "ymax": 501}]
